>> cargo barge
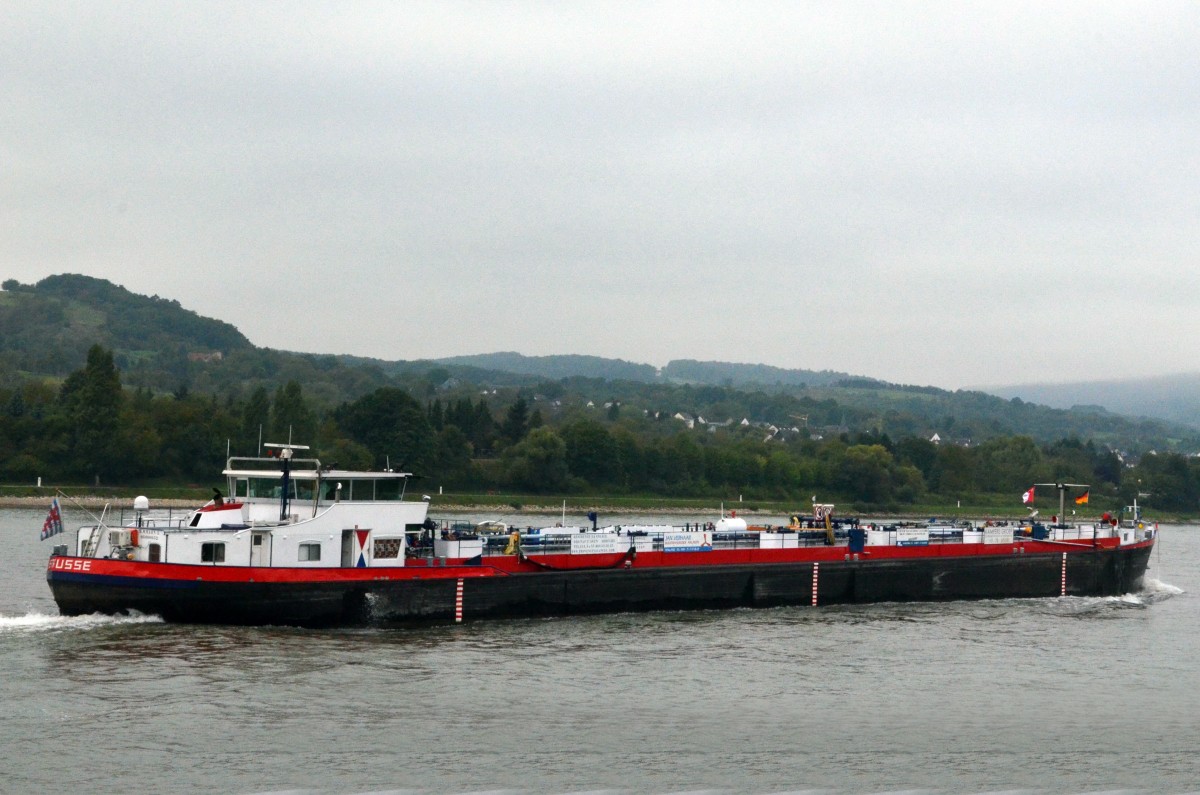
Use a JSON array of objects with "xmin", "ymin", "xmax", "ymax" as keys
[{"xmin": 45, "ymin": 445, "xmax": 1156, "ymax": 626}]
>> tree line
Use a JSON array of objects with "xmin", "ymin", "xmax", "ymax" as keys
[{"xmin": 1, "ymin": 345, "xmax": 1197, "ymax": 513}]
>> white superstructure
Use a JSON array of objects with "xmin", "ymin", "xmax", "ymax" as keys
[{"xmin": 74, "ymin": 445, "xmax": 431, "ymax": 568}]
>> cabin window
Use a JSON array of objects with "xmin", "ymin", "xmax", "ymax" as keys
[
  {"xmin": 374, "ymin": 538, "xmax": 402, "ymax": 559},
  {"xmin": 298, "ymin": 542, "xmax": 322, "ymax": 562},
  {"xmin": 201, "ymin": 542, "xmax": 225, "ymax": 563},
  {"xmin": 348, "ymin": 480, "xmax": 370, "ymax": 500},
  {"xmin": 248, "ymin": 477, "xmax": 284, "ymax": 499},
  {"xmin": 295, "ymin": 479, "xmax": 316, "ymax": 501},
  {"xmin": 375, "ymin": 479, "xmax": 402, "ymax": 501},
  {"xmin": 148, "ymin": 543, "xmax": 162, "ymax": 563}
]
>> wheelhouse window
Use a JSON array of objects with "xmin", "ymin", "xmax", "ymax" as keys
[
  {"xmin": 298, "ymin": 542, "xmax": 322, "ymax": 562},
  {"xmin": 343, "ymin": 478, "xmax": 404, "ymax": 501},
  {"xmin": 375, "ymin": 479, "xmax": 402, "ymax": 501},
  {"xmin": 247, "ymin": 477, "xmax": 284, "ymax": 499},
  {"xmin": 201, "ymin": 542, "xmax": 225, "ymax": 563},
  {"xmin": 294, "ymin": 479, "xmax": 316, "ymax": 502}
]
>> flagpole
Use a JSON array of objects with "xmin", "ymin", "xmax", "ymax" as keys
[
  {"xmin": 1033, "ymin": 482, "xmax": 1090, "ymax": 528},
  {"xmin": 55, "ymin": 490, "xmax": 108, "ymax": 528},
  {"xmin": 54, "ymin": 490, "xmax": 113, "ymax": 557}
]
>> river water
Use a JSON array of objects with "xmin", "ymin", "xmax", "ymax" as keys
[{"xmin": 1, "ymin": 507, "xmax": 1196, "ymax": 794}]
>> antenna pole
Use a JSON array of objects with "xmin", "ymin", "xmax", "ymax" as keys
[{"xmin": 279, "ymin": 447, "xmax": 293, "ymax": 521}]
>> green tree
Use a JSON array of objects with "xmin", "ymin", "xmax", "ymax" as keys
[
  {"xmin": 59, "ymin": 345, "xmax": 125, "ymax": 482},
  {"xmin": 500, "ymin": 397, "xmax": 530, "ymax": 445},
  {"xmin": 434, "ymin": 425, "xmax": 473, "ymax": 485},
  {"xmin": 271, "ymin": 381, "xmax": 317, "ymax": 444},
  {"xmin": 473, "ymin": 398, "xmax": 496, "ymax": 453},
  {"xmin": 931, "ymin": 444, "xmax": 975, "ymax": 495},
  {"xmin": 975, "ymin": 436, "xmax": 1043, "ymax": 493},
  {"xmin": 504, "ymin": 427, "xmax": 569, "ymax": 491},
  {"xmin": 612, "ymin": 427, "xmax": 645, "ymax": 490},
  {"xmin": 653, "ymin": 434, "xmax": 705, "ymax": 492},
  {"xmin": 764, "ymin": 449, "xmax": 803, "ymax": 494},
  {"xmin": 428, "ymin": 398, "xmax": 445, "ymax": 431},
  {"xmin": 894, "ymin": 436, "xmax": 938, "ymax": 480},
  {"xmin": 1131, "ymin": 452, "xmax": 1199, "ymax": 512},
  {"xmin": 561, "ymin": 419, "xmax": 621, "ymax": 486},
  {"xmin": 316, "ymin": 436, "xmax": 375, "ymax": 472},
  {"xmin": 241, "ymin": 386, "xmax": 271, "ymax": 454},
  {"xmin": 335, "ymin": 387, "xmax": 434, "ymax": 471},
  {"xmin": 835, "ymin": 444, "xmax": 893, "ymax": 503}
]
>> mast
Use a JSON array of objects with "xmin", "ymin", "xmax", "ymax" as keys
[
  {"xmin": 263, "ymin": 442, "xmax": 311, "ymax": 522},
  {"xmin": 1034, "ymin": 482, "xmax": 1089, "ymax": 525},
  {"xmin": 279, "ymin": 447, "xmax": 292, "ymax": 520}
]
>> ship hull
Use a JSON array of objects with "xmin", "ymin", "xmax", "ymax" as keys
[{"xmin": 47, "ymin": 541, "xmax": 1154, "ymax": 627}]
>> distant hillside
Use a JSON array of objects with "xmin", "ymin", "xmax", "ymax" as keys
[
  {"xmin": 662, "ymin": 359, "xmax": 855, "ymax": 388},
  {"xmin": 435, "ymin": 352, "xmax": 658, "ymax": 382},
  {"xmin": 0, "ymin": 275, "xmax": 405, "ymax": 403},
  {"xmin": 985, "ymin": 374, "xmax": 1200, "ymax": 429},
  {"xmin": 4, "ymin": 273, "xmax": 1200, "ymax": 451},
  {"xmin": 425, "ymin": 354, "xmax": 861, "ymax": 389},
  {"xmin": 0, "ymin": 274, "xmax": 252, "ymax": 376}
]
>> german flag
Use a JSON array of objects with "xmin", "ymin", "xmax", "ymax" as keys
[{"xmin": 1074, "ymin": 490, "xmax": 1090, "ymax": 505}]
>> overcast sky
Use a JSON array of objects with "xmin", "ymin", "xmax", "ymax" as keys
[{"xmin": 3, "ymin": 2, "xmax": 1198, "ymax": 389}]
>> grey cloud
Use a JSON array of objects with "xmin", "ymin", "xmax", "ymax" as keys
[{"xmin": 3, "ymin": 1, "xmax": 1199, "ymax": 387}]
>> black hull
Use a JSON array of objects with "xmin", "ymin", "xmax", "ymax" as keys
[{"xmin": 49, "ymin": 544, "xmax": 1154, "ymax": 627}]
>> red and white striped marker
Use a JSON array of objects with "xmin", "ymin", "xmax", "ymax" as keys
[
  {"xmin": 811, "ymin": 562, "xmax": 819, "ymax": 607},
  {"xmin": 455, "ymin": 578, "xmax": 464, "ymax": 623},
  {"xmin": 1060, "ymin": 552, "xmax": 1067, "ymax": 596}
]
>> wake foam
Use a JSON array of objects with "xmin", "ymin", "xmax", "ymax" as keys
[
  {"xmin": 0, "ymin": 611, "xmax": 162, "ymax": 633},
  {"xmin": 1102, "ymin": 593, "xmax": 1145, "ymax": 605},
  {"xmin": 1143, "ymin": 577, "xmax": 1184, "ymax": 595}
]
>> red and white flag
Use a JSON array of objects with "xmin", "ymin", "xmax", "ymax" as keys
[
  {"xmin": 1021, "ymin": 487, "xmax": 1035, "ymax": 505},
  {"xmin": 41, "ymin": 497, "xmax": 64, "ymax": 540}
]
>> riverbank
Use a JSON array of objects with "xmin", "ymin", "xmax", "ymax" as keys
[{"xmin": 2, "ymin": 492, "xmax": 1179, "ymax": 523}]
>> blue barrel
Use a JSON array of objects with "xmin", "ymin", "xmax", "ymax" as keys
[{"xmin": 848, "ymin": 528, "xmax": 866, "ymax": 552}]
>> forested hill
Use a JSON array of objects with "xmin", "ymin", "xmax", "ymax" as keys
[
  {"xmin": 1, "ymin": 274, "xmax": 252, "ymax": 375},
  {"xmin": 2, "ymin": 274, "xmax": 1198, "ymax": 453},
  {"xmin": 429, "ymin": 354, "xmax": 857, "ymax": 388},
  {"xmin": 661, "ymin": 359, "xmax": 855, "ymax": 387},
  {"xmin": 435, "ymin": 352, "xmax": 658, "ymax": 382}
]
